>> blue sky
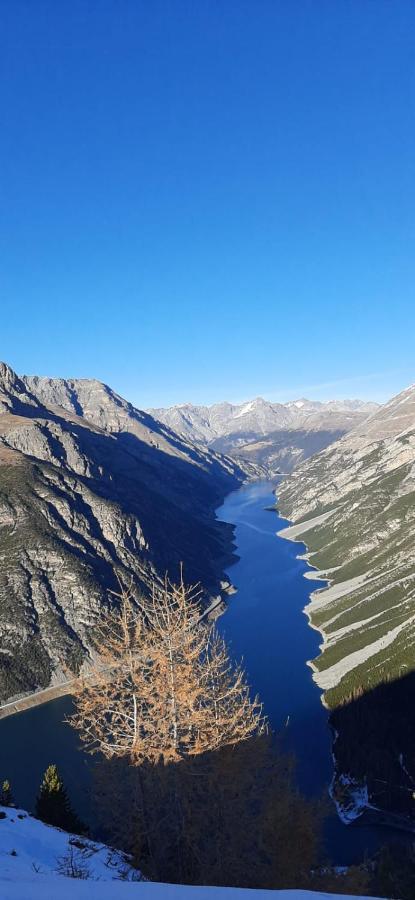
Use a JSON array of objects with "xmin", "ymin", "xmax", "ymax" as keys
[{"xmin": 1, "ymin": 1, "xmax": 414, "ymax": 407}]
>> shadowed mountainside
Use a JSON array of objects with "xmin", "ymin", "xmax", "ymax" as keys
[{"xmin": 0, "ymin": 363, "xmax": 246, "ymax": 703}]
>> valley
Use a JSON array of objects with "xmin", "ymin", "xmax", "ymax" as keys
[
  {"xmin": 2, "ymin": 480, "xmax": 406, "ymax": 866},
  {"xmin": 2, "ymin": 360, "xmax": 415, "ymax": 851}
]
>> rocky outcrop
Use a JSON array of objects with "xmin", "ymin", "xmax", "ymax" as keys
[
  {"xmin": 0, "ymin": 364, "xmax": 245, "ymax": 703},
  {"xmin": 0, "ymin": 363, "xmax": 41, "ymax": 416}
]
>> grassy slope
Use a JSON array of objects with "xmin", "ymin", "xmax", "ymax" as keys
[{"xmin": 289, "ymin": 461, "xmax": 415, "ymax": 708}]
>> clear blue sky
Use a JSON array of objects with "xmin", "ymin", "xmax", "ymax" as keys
[{"xmin": 1, "ymin": 1, "xmax": 414, "ymax": 407}]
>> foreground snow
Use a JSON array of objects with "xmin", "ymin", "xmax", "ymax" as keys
[
  {"xmin": 0, "ymin": 806, "xmax": 381, "ymax": 899},
  {"xmin": 0, "ymin": 805, "xmax": 137, "ymax": 887},
  {"xmin": 0, "ymin": 887, "xmax": 382, "ymax": 900}
]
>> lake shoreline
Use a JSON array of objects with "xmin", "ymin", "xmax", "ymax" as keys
[
  {"xmin": 0, "ymin": 475, "xmax": 244, "ymax": 722},
  {"xmin": 275, "ymin": 506, "xmax": 332, "ymax": 703},
  {"xmin": 275, "ymin": 498, "xmax": 415, "ymax": 838}
]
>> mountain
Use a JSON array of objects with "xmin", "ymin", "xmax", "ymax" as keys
[
  {"xmin": 0, "ymin": 363, "xmax": 245, "ymax": 704},
  {"xmin": 277, "ymin": 383, "xmax": 415, "ymax": 822},
  {"xmin": 149, "ymin": 397, "xmax": 379, "ymax": 474}
]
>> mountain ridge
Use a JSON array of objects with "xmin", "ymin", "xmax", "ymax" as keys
[
  {"xmin": 148, "ymin": 396, "xmax": 379, "ymax": 474},
  {"xmin": 149, "ymin": 395, "xmax": 378, "ymax": 440},
  {"xmin": 0, "ymin": 363, "xmax": 246, "ymax": 704}
]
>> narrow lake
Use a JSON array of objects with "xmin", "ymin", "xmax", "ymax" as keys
[
  {"xmin": 217, "ymin": 480, "xmax": 330, "ymax": 794},
  {"xmin": 0, "ymin": 478, "xmax": 406, "ymax": 863},
  {"xmin": 216, "ymin": 479, "xmax": 408, "ymax": 864}
]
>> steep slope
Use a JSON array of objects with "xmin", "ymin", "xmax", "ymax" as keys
[
  {"xmin": 0, "ymin": 808, "xmax": 378, "ymax": 900},
  {"xmin": 0, "ymin": 805, "xmax": 137, "ymax": 883},
  {"xmin": 149, "ymin": 397, "xmax": 378, "ymax": 473},
  {"xmin": 277, "ymin": 383, "xmax": 415, "ymax": 819},
  {"xmin": 0, "ymin": 364, "xmax": 245, "ymax": 704}
]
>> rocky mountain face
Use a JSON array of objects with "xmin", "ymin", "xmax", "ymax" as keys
[
  {"xmin": 0, "ymin": 363, "xmax": 246, "ymax": 704},
  {"xmin": 149, "ymin": 397, "xmax": 378, "ymax": 474},
  {"xmin": 277, "ymin": 383, "xmax": 415, "ymax": 821}
]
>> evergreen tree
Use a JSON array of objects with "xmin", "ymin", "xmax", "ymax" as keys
[
  {"xmin": 35, "ymin": 765, "xmax": 84, "ymax": 834},
  {"xmin": 0, "ymin": 780, "xmax": 13, "ymax": 807}
]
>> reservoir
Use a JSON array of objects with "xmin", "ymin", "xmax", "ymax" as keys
[
  {"xmin": 0, "ymin": 479, "xmax": 406, "ymax": 862},
  {"xmin": 217, "ymin": 479, "xmax": 330, "ymax": 795},
  {"xmin": 216, "ymin": 479, "xmax": 410, "ymax": 863}
]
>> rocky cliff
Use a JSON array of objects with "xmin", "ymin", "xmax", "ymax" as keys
[{"xmin": 0, "ymin": 363, "xmax": 245, "ymax": 703}]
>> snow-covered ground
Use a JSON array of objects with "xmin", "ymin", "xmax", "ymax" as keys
[
  {"xmin": 329, "ymin": 773, "xmax": 370, "ymax": 824},
  {"xmin": 0, "ymin": 886, "xmax": 383, "ymax": 900},
  {"xmin": 0, "ymin": 806, "xmax": 381, "ymax": 900},
  {"xmin": 0, "ymin": 887, "xmax": 383, "ymax": 900},
  {"xmin": 0, "ymin": 804, "xmax": 137, "ymax": 885}
]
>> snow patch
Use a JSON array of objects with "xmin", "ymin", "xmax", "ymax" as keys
[
  {"xmin": 330, "ymin": 774, "xmax": 369, "ymax": 824},
  {"xmin": 232, "ymin": 400, "xmax": 258, "ymax": 419}
]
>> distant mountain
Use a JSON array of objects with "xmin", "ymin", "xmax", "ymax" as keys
[
  {"xmin": 149, "ymin": 397, "xmax": 379, "ymax": 474},
  {"xmin": 0, "ymin": 363, "xmax": 245, "ymax": 703},
  {"xmin": 278, "ymin": 382, "xmax": 415, "ymax": 822}
]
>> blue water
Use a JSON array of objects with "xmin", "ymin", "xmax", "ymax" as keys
[
  {"xmin": 217, "ymin": 479, "xmax": 331, "ymax": 794},
  {"xmin": 0, "ymin": 693, "xmax": 89, "ymax": 816},
  {"xmin": 216, "ymin": 479, "xmax": 409, "ymax": 864}
]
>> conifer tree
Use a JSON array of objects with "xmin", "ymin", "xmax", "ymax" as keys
[
  {"xmin": 69, "ymin": 574, "xmax": 330, "ymax": 887},
  {"xmin": 199, "ymin": 627, "xmax": 264, "ymax": 753},
  {"xmin": 71, "ymin": 576, "xmax": 265, "ymax": 763},
  {"xmin": 35, "ymin": 765, "xmax": 84, "ymax": 834},
  {"xmin": 0, "ymin": 780, "xmax": 13, "ymax": 807},
  {"xmin": 70, "ymin": 575, "xmax": 268, "ymax": 880},
  {"xmin": 137, "ymin": 577, "xmax": 220, "ymax": 762},
  {"xmin": 70, "ymin": 594, "xmax": 154, "ymax": 762}
]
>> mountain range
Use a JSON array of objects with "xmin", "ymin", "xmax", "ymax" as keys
[
  {"xmin": 277, "ymin": 382, "xmax": 415, "ymax": 821},
  {"xmin": 149, "ymin": 397, "xmax": 379, "ymax": 474},
  {"xmin": 0, "ymin": 363, "xmax": 245, "ymax": 704}
]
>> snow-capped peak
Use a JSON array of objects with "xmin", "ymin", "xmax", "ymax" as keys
[{"xmin": 232, "ymin": 399, "xmax": 259, "ymax": 419}]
